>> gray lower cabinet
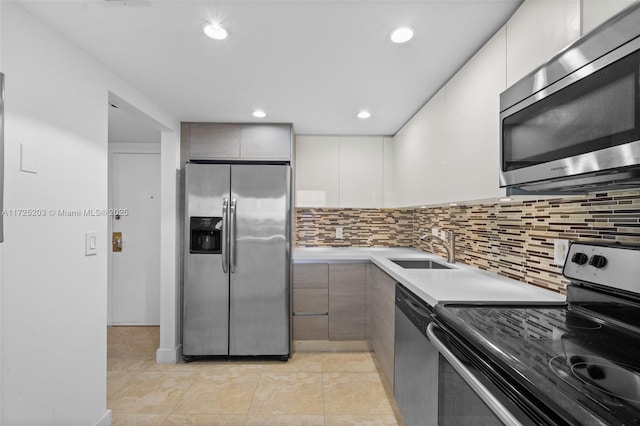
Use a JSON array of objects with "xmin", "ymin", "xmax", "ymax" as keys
[
  {"xmin": 293, "ymin": 263, "xmax": 367, "ymax": 341},
  {"xmin": 292, "ymin": 264, "xmax": 329, "ymax": 340},
  {"xmin": 293, "ymin": 261, "xmax": 396, "ymax": 389},
  {"xmin": 328, "ymin": 264, "xmax": 366, "ymax": 340},
  {"xmin": 368, "ymin": 264, "xmax": 397, "ymax": 390}
]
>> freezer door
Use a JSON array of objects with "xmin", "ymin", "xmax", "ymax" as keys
[
  {"xmin": 183, "ymin": 163, "xmax": 231, "ymax": 356},
  {"xmin": 229, "ymin": 164, "xmax": 290, "ymax": 356}
]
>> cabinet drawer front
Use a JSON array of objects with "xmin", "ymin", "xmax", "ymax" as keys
[
  {"xmin": 293, "ymin": 315, "xmax": 328, "ymax": 340},
  {"xmin": 293, "ymin": 289, "xmax": 328, "ymax": 313},
  {"xmin": 293, "ymin": 264, "xmax": 328, "ymax": 289}
]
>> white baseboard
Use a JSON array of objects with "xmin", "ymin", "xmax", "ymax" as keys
[
  {"xmin": 93, "ymin": 409, "xmax": 112, "ymax": 426},
  {"xmin": 156, "ymin": 344, "xmax": 181, "ymax": 363}
]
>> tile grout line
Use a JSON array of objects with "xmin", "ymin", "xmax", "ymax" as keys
[{"xmin": 244, "ymin": 369, "xmax": 264, "ymax": 425}]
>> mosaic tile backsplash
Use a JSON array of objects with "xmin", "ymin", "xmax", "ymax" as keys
[
  {"xmin": 296, "ymin": 208, "xmax": 414, "ymax": 247},
  {"xmin": 295, "ymin": 190, "xmax": 640, "ymax": 294}
]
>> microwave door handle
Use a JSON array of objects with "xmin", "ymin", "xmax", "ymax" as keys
[
  {"xmin": 221, "ymin": 198, "xmax": 229, "ymax": 273},
  {"xmin": 426, "ymin": 323, "xmax": 523, "ymax": 426},
  {"xmin": 230, "ymin": 198, "xmax": 237, "ymax": 274}
]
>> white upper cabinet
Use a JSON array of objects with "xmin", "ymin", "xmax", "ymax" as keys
[
  {"xmin": 389, "ymin": 125, "xmax": 416, "ymax": 208},
  {"xmin": 382, "ymin": 137, "xmax": 395, "ymax": 207},
  {"xmin": 295, "ymin": 136, "xmax": 340, "ymax": 207},
  {"xmin": 506, "ymin": 0, "xmax": 580, "ymax": 87},
  {"xmin": 296, "ymin": 136, "xmax": 386, "ymax": 208},
  {"xmin": 339, "ymin": 137, "xmax": 384, "ymax": 208},
  {"xmin": 392, "ymin": 87, "xmax": 446, "ymax": 208},
  {"xmin": 386, "ymin": 0, "xmax": 584, "ymax": 207},
  {"xmin": 443, "ymin": 28, "xmax": 507, "ymax": 202},
  {"xmin": 582, "ymin": 0, "xmax": 635, "ymax": 34}
]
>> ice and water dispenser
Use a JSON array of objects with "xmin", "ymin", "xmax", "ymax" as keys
[{"xmin": 190, "ymin": 217, "xmax": 222, "ymax": 254}]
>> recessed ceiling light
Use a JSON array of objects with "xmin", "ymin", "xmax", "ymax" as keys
[
  {"xmin": 357, "ymin": 111, "xmax": 371, "ymax": 119},
  {"xmin": 203, "ymin": 23, "xmax": 228, "ymax": 40},
  {"xmin": 390, "ymin": 26, "xmax": 414, "ymax": 44},
  {"xmin": 252, "ymin": 110, "xmax": 266, "ymax": 118}
]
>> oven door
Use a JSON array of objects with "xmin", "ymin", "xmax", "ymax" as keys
[{"xmin": 427, "ymin": 323, "xmax": 541, "ymax": 426}]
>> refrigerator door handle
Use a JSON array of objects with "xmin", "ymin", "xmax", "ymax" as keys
[
  {"xmin": 230, "ymin": 198, "xmax": 237, "ymax": 273},
  {"xmin": 221, "ymin": 198, "xmax": 229, "ymax": 273}
]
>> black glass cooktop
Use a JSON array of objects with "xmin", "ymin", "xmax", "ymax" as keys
[{"xmin": 435, "ymin": 303, "xmax": 640, "ymax": 425}]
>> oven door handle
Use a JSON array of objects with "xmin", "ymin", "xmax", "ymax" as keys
[{"xmin": 426, "ymin": 323, "xmax": 523, "ymax": 426}]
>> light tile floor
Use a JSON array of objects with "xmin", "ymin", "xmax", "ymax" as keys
[{"xmin": 108, "ymin": 327, "xmax": 404, "ymax": 425}]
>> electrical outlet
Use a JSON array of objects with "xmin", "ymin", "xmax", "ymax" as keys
[
  {"xmin": 336, "ymin": 227, "xmax": 343, "ymax": 239},
  {"xmin": 432, "ymin": 228, "xmax": 439, "ymax": 236},
  {"xmin": 440, "ymin": 230, "xmax": 447, "ymax": 240},
  {"xmin": 553, "ymin": 239, "xmax": 570, "ymax": 266}
]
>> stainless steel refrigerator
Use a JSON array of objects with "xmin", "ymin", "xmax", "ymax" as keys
[{"xmin": 183, "ymin": 162, "xmax": 291, "ymax": 358}]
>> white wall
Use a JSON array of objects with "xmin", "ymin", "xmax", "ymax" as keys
[{"xmin": 0, "ymin": 3, "xmax": 178, "ymax": 425}]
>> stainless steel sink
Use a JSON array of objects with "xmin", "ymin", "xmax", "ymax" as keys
[{"xmin": 390, "ymin": 259, "xmax": 454, "ymax": 269}]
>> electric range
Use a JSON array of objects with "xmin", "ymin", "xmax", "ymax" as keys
[{"xmin": 433, "ymin": 242, "xmax": 640, "ymax": 425}]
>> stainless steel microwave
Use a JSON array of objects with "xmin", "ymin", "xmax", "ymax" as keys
[{"xmin": 500, "ymin": 3, "xmax": 640, "ymax": 192}]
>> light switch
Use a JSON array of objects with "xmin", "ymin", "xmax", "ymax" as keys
[
  {"xmin": 85, "ymin": 232, "xmax": 97, "ymax": 256},
  {"xmin": 336, "ymin": 227, "xmax": 344, "ymax": 239}
]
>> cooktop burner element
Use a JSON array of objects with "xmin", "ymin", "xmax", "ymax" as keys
[
  {"xmin": 564, "ymin": 311, "xmax": 602, "ymax": 330},
  {"xmin": 436, "ymin": 242, "xmax": 640, "ymax": 425},
  {"xmin": 549, "ymin": 355, "xmax": 640, "ymax": 405}
]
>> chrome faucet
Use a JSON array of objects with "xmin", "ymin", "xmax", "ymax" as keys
[{"xmin": 419, "ymin": 231, "xmax": 456, "ymax": 263}]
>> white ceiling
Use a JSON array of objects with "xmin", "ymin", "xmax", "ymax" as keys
[{"xmin": 17, "ymin": 0, "xmax": 523, "ymax": 136}]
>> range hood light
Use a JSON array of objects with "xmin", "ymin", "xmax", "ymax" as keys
[
  {"xmin": 252, "ymin": 110, "xmax": 266, "ymax": 118},
  {"xmin": 357, "ymin": 111, "xmax": 371, "ymax": 119}
]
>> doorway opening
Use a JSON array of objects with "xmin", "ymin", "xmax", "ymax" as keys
[{"xmin": 107, "ymin": 99, "xmax": 161, "ymax": 326}]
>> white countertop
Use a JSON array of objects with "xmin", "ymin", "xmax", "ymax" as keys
[{"xmin": 293, "ymin": 247, "xmax": 565, "ymax": 307}]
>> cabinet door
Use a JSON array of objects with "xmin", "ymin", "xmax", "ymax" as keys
[
  {"xmin": 295, "ymin": 136, "xmax": 340, "ymax": 207},
  {"xmin": 506, "ymin": 0, "xmax": 580, "ymax": 87},
  {"xmin": 443, "ymin": 29, "xmax": 507, "ymax": 202},
  {"xmin": 582, "ymin": 0, "xmax": 635, "ymax": 34},
  {"xmin": 329, "ymin": 264, "xmax": 366, "ymax": 340},
  {"xmin": 188, "ymin": 123, "xmax": 240, "ymax": 159},
  {"xmin": 339, "ymin": 136, "xmax": 384, "ymax": 208},
  {"xmin": 240, "ymin": 124, "xmax": 291, "ymax": 160},
  {"xmin": 369, "ymin": 265, "xmax": 397, "ymax": 390}
]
